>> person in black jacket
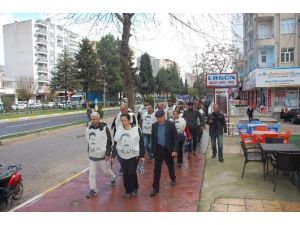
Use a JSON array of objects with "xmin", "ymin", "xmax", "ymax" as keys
[
  {"xmin": 206, "ymin": 104, "xmax": 227, "ymax": 163},
  {"xmin": 247, "ymin": 105, "xmax": 254, "ymax": 122},
  {"xmin": 182, "ymin": 102, "xmax": 205, "ymax": 156},
  {"xmin": 150, "ymin": 110, "xmax": 178, "ymax": 197}
]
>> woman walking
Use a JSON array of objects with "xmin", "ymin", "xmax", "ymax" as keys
[{"xmin": 114, "ymin": 113, "xmax": 145, "ymax": 197}]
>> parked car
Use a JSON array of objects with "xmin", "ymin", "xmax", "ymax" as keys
[
  {"xmin": 28, "ymin": 103, "xmax": 43, "ymax": 109},
  {"xmin": 12, "ymin": 103, "xmax": 27, "ymax": 111},
  {"xmin": 58, "ymin": 101, "xmax": 71, "ymax": 109},
  {"xmin": 284, "ymin": 108, "xmax": 300, "ymax": 124},
  {"xmin": 47, "ymin": 102, "xmax": 55, "ymax": 108}
]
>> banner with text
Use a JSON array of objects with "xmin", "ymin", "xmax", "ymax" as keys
[{"xmin": 206, "ymin": 73, "xmax": 237, "ymax": 88}]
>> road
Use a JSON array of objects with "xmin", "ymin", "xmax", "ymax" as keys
[
  {"xmin": 0, "ymin": 108, "xmax": 120, "ymax": 138},
  {"xmin": 0, "ymin": 116, "xmax": 115, "ymax": 211}
]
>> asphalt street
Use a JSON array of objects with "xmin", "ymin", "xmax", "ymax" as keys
[
  {"xmin": 0, "ymin": 116, "xmax": 115, "ymax": 211},
  {"xmin": 0, "ymin": 108, "xmax": 119, "ymax": 137}
]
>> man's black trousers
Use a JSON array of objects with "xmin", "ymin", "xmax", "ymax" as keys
[{"xmin": 152, "ymin": 145, "xmax": 176, "ymax": 191}]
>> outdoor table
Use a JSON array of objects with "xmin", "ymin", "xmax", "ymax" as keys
[
  {"xmin": 252, "ymin": 131, "xmax": 278, "ymax": 135},
  {"xmin": 260, "ymin": 143, "xmax": 300, "ymax": 153},
  {"xmin": 260, "ymin": 143, "xmax": 300, "ymax": 184}
]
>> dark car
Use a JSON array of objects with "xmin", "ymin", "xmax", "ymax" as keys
[{"xmin": 284, "ymin": 108, "xmax": 300, "ymax": 124}]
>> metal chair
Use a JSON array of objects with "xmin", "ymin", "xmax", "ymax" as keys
[
  {"xmin": 270, "ymin": 152, "xmax": 300, "ymax": 192},
  {"xmin": 241, "ymin": 141, "xmax": 266, "ymax": 179}
]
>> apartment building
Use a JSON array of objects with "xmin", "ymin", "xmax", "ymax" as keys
[
  {"xmin": 137, "ymin": 55, "xmax": 180, "ymax": 77},
  {"xmin": 242, "ymin": 13, "xmax": 300, "ymax": 112},
  {"xmin": 3, "ymin": 18, "xmax": 79, "ymax": 101}
]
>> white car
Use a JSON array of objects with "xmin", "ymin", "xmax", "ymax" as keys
[
  {"xmin": 47, "ymin": 102, "xmax": 55, "ymax": 108},
  {"xmin": 12, "ymin": 103, "xmax": 27, "ymax": 110}
]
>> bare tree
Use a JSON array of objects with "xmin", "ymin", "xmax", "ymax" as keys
[
  {"xmin": 54, "ymin": 13, "xmax": 241, "ymax": 109},
  {"xmin": 16, "ymin": 77, "xmax": 35, "ymax": 101}
]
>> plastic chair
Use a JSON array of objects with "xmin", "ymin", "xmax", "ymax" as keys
[
  {"xmin": 270, "ymin": 152, "xmax": 300, "ymax": 192},
  {"xmin": 240, "ymin": 133, "xmax": 259, "ymax": 145},
  {"xmin": 278, "ymin": 129, "xmax": 292, "ymax": 144},
  {"xmin": 259, "ymin": 133, "xmax": 280, "ymax": 143}
]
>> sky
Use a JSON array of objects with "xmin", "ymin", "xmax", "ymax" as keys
[{"xmin": 0, "ymin": 13, "xmax": 241, "ymax": 79}]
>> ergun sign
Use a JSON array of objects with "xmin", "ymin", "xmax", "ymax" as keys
[{"xmin": 206, "ymin": 73, "xmax": 237, "ymax": 88}]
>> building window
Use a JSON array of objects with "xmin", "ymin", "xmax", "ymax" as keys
[
  {"xmin": 281, "ymin": 48, "xmax": 294, "ymax": 62},
  {"xmin": 261, "ymin": 50, "xmax": 267, "ymax": 63},
  {"xmin": 258, "ymin": 22, "xmax": 272, "ymax": 39},
  {"xmin": 280, "ymin": 19, "xmax": 296, "ymax": 34}
]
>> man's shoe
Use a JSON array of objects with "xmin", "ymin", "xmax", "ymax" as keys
[
  {"xmin": 123, "ymin": 192, "xmax": 131, "ymax": 198},
  {"xmin": 111, "ymin": 179, "xmax": 116, "ymax": 187},
  {"xmin": 218, "ymin": 157, "xmax": 224, "ymax": 163},
  {"xmin": 177, "ymin": 163, "xmax": 182, "ymax": 168},
  {"xmin": 150, "ymin": 189, "xmax": 159, "ymax": 197},
  {"xmin": 193, "ymin": 150, "xmax": 197, "ymax": 155},
  {"xmin": 171, "ymin": 179, "xmax": 176, "ymax": 186},
  {"xmin": 86, "ymin": 189, "xmax": 98, "ymax": 198},
  {"xmin": 212, "ymin": 155, "xmax": 216, "ymax": 159},
  {"xmin": 131, "ymin": 189, "xmax": 138, "ymax": 197}
]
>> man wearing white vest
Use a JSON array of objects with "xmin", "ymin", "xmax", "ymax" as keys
[{"xmin": 85, "ymin": 112, "xmax": 116, "ymax": 198}]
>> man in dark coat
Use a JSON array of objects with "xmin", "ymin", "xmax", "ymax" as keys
[
  {"xmin": 206, "ymin": 104, "xmax": 227, "ymax": 163},
  {"xmin": 150, "ymin": 110, "xmax": 178, "ymax": 197}
]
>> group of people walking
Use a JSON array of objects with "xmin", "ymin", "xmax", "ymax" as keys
[{"xmin": 85, "ymin": 98, "xmax": 227, "ymax": 199}]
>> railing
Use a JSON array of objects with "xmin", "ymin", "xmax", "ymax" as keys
[
  {"xmin": 37, "ymin": 67, "xmax": 48, "ymax": 72},
  {"xmin": 37, "ymin": 48, "xmax": 48, "ymax": 53},
  {"xmin": 37, "ymin": 57, "xmax": 48, "ymax": 63},
  {"xmin": 36, "ymin": 29, "xmax": 47, "ymax": 34},
  {"xmin": 36, "ymin": 19, "xmax": 47, "ymax": 25},
  {"xmin": 36, "ymin": 38, "xmax": 47, "ymax": 44},
  {"xmin": 38, "ymin": 76, "xmax": 48, "ymax": 81}
]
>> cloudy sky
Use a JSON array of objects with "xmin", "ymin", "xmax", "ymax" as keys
[{"xmin": 0, "ymin": 12, "xmax": 240, "ymax": 78}]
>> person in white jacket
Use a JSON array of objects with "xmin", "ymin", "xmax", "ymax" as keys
[
  {"xmin": 141, "ymin": 105, "xmax": 157, "ymax": 161},
  {"xmin": 85, "ymin": 112, "xmax": 116, "ymax": 198},
  {"xmin": 172, "ymin": 110, "xmax": 186, "ymax": 167},
  {"xmin": 114, "ymin": 113, "xmax": 145, "ymax": 198}
]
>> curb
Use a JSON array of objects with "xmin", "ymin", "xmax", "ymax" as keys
[
  {"xmin": 10, "ymin": 167, "xmax": 89, "ymax": 212},
  {"xmin": 0, "ymin": 106, "xmax": 121, "ymax": 124}
]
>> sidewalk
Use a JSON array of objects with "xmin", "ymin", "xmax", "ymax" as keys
[
  {"xmin": 199, "ymin": 134, "xmax": 300, "ymax": 212},
  {"xmin": 13, "ymin": 132, "xmax": 209, "ymax": 212}
]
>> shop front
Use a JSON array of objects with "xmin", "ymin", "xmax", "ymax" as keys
[{"xmin": 242, "ymin": 67, "xmax": 300, "ymax": 113}]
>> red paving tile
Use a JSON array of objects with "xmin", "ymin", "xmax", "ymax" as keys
[{"xmin": 16, "ymin": 153, "xmax": 205, "ymax": 212}]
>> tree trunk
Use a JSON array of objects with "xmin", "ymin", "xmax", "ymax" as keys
[{"xmin": 120, "ymin": 13, "xmax": 135, "ymax": 111}]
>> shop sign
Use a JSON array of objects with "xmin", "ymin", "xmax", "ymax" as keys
[
  {"xmin": 256, "ymin": 68, "xmax": 300, "ymax": 87},
  {"xmin": 207, "ymin": 73, "xmax": 237, "ymax": 88}
]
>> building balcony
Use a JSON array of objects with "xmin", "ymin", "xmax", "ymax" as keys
[
  {"xmin": 57, "ymin": 35, "xmax": 63, "ymax": 40},
  {"xmin": 37, "ymin": 67, "xmax": 48, "ymax": 72},
  {"xmin": 36, "ymin": 38, "xmax": 48, "ymax": 44},
  {"xmin": 37, "ymin": 48, "xmax": 48, "ymax": 53},
  {"xmin": 38, "ymin": 76, "xmax": 48, "ymax": 82},
  {"xmin": 256, "ymin": 13, "xmax": 274, "ymax": 21},
  {"xmin": 36, "ymin": 29, "xmax": 47, "ymax": 35},
  {"xmin": 35, "ymin": 19, "xmax": 48, "ymax": 26},
  {"xmin": 36, "ymin": 57, "xmax": 48, "ymax": 63},
  {"xmin": 257, "ymin": 63, "xmax": 275, "ymax": 68},
  {"xmin": 255, "ymin": 37, "xmax": 275, "ymax": 46}
]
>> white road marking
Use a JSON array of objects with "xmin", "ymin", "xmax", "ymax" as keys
[{"xmin": 7, "ymin": 121, "xmax": 49, "ymax": 128}]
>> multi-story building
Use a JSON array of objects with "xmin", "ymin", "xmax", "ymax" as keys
[
  {"xmin": 3, "ymin": 18, "xmax": 79, "ymax": 101},
  {"xmin": 242, "ymin": 13, "xmax": 300, "ymax": 112},
  {"xmin": 185, "ymin": 72, "xmax": 197, "ymax": 88},
  {"xmin": 137, "ymin": 55, "xmax": 180, "ymax": 77}
]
